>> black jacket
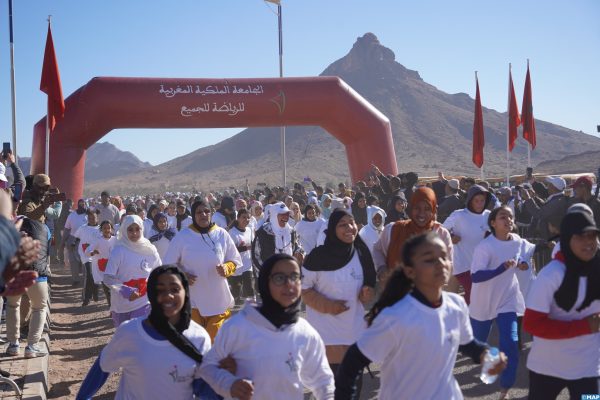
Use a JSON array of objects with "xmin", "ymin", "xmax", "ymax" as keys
[
  {"xmin": 251, "ymin": 223, "xmax": 303, "ymax": 271},
  {"xmin": 20, "ymin": 217, "xmax": 50, "ymax": 277}
]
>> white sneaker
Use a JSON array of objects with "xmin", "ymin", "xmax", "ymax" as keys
[
  {"xmin": 6, "ymin": 342, "xmax": 20, "ymax": 356},
  {"xmin": 24, "ymin": 343, "xmax": 47, "ymax": 358}
]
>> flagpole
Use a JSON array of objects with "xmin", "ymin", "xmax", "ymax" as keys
[
  {"xmin": 44, "ymin": 15, "xmax": 52, "ymax": 175},
  {"xmin": 277, "ymin": 2, "xmax": 286, "ymax": 188},
  {"xmin": 526, "ymin": 60, "xmax": 531, "ymax": 169},
  {"xmin": 8, "ymin": 0, "xmax": 18, "ymax": 159},
  {"xmin": 506, "ymin": 63, "xmax": 511, "ymax": 187}
]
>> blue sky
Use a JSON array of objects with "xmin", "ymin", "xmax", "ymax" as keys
[{"xmin": 0, "ymin": 0, "xmax": 598, "ymax": 165}]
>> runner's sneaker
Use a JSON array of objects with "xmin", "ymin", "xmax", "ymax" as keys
[
  {"xmin": 6, "ymin": 342, "xmax": 20, "ymax": 356},
  {"xmin": 24, "ymin": 344, "xmax": 47, "ymax": 358}
]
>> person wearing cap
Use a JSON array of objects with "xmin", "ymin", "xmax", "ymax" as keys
[
  {"xmin": 97, "ymin": 191, "xmax": 120, "ymax": 227},
  {"xmin": 570, "ymin": 176, "xmax": 600, "ymax": 228},
  {"xmin": 251, "ymin": 202, "xmax": 304, "ymax": 271},
  {"xmin": 523, "ymin": 210, "xmax": 600, "ymax": 399},
  {"xmin": 174, "ymin": 199, "xmax": 193, "ymax": 231},
  {"xmin": 16, "ymin": 174, "xmax": 62, "ymax": 224},
  {"xmin": 496, "ymin": 186, "xmax": 516, "ymax": 215},
  {"xmin": 522, "ymin": 176, "xmax": 570, "ymax": 241},
  {"xmin": 437, "ymin": 179, "xmax": 463, "ymax": 223}
]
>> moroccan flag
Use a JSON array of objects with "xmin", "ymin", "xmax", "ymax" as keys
[
  {"xmin": 508, "ymin": 68, "xmax": 521, "ymax": 151},
  {"xmin": 521, "ymin": 63, "xmax": 536, "ymax": 149},
  {"xmin": 472, "ymin": 76, "xmax": 485, "ymax": 168},
  {"xmin": 40, "ymin": 23, "xmax": 65, "ymax": 131}
]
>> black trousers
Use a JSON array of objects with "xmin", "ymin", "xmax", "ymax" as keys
[
  {"xmin": 82, "ymin": 262, "xmax": 99, "ymax": 304},
  {"xmin": 229, "ymin": 271, "xmax": 254, "ymax": 301},
  {"xmin": 529, "ymin": 369, "xmax": 599, "ymax": 400}
]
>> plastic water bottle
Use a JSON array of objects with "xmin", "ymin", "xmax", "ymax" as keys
[{"xmin": 480, "ymin": 347, "xmax": 500, "ymax": 384}]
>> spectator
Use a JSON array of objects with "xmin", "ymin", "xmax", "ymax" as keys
[
  {"xmin": 570, "ymin": 176, "xmax": 600, "ymax": 228},
  {"xmin": 97, "ymin": 191, "xmax": 121, "ymax": 226}
]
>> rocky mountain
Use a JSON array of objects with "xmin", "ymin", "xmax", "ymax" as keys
[
  {"xmin": 19, "ymin": 141, "xmax": 150, "ymax": 183},
  {"xmin": 84, "ymin": 33, "xmax": 600, "ymax": 195},
  {"xmin": 536, "ymin": 150, "xmax": 600, "ymax": 175}
]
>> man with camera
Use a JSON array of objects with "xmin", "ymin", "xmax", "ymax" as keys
[{"xmin": 16, "ymin": 174, "xmax": 63, "ymax": 224}]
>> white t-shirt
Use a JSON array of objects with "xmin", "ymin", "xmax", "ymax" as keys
[
  {"xmin": 147, "ymin": 227, "xmax": 173, "ymax": 261},
  {"xmin": 212, "ymin": 212, "xmax": 229, "ymax": 229},
  {"xmin": 143, "ymin": 218, "xmax": 154, "ymax": 239},
  {"xmin": 87, "ymin": 235, "xmax": 117, "ymax": 284},
  {"xmin": 74, "ymin": 225, "xmax": 102, "ymax": 263},
  {"xmin": 443, "ymin": 208, "xmax": 490, "ymax": 275},
  {"xmin": 526, "ymin": 260, "xmax": 600, "ymax": 379},
  {"xmin": 65, "ymin": 211, "xmax": 88, "ymax": 234},
  {"xmin": 302, "ymin": 253, "xmax": 366, "ymax": 345},
  {"xmin": 358, "ymin": 225, "xmax": 381, "ymax": 257},
  {"xmin": 294, "ymin": 219, "xmax": 322, "ymax": 256},
  {"xmin": 100, "ymin": 317, "xmax": 211, "ymax": 400},
  {"xmin": 515, "ymin": 238, "xmax": 537, "ymax": 302},
  {"xmin": 469, "ymin": 234, "xmax": 528, "ymax": 321},
  {"xmin": 358, "ymin": 293, "xmax": 472, "ymax": 400},
  {"xmin": 199, "ymin": 304, "xmax": 334, "ymax": 400},
  {"xmin": 227, "ymin": 227, "xmax": 253, "ymax": 275},
  {"xmin": 163, "ymin": 226, "xmax": 242, "ymax": 316},
  {"xmin": 166, "ymin": 214, "xmax": 177, "ymax": 230},
  {"xmin": 104, "ymin": 245, "xmax": 161, "ymax": 314}
]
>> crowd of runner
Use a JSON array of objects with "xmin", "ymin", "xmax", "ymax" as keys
[{"xmin": 0, "ymin": 151, "xmax": 599, "ymax": 399}]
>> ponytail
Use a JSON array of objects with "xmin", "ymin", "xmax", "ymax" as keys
[{"xmin": 366, "ymin": 268, "xmax": 413, "ymax": 326}]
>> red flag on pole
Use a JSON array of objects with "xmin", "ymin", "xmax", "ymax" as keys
[
  {"xmin": 40, "ymin": 23, "xmax": 65, "ymax": 132},
  {"xmin": 521, "ymin": 61, "xmax": 536, "ymax": 149},
  {"xmin": 508, "ymin": 67, "xmax": 521, "ymax": 151},
  {"xmin": 472, "ymin": 74, "xmax": 484, "ymax": 168}
]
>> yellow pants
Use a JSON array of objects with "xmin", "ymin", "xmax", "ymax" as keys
[{"xmin": 191, "ymin": 308, "xmax": 231, "ymax": 343}]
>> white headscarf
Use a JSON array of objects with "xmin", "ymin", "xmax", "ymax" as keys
[
  {"xmin": 367, "ymin": 206, "xmax": 387, "ymax": 233},
  {"xmin": 117, "ymin": 215, "xmax": 160, "ymax": 257},
  {"xmin": 269, "ymin": 202, "xmax": 293, "ymax": 255}
]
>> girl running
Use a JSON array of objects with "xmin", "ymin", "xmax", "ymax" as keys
[
  {"xmin": 147, "ymin": 212, "xmax": 176, "ymax": 260},
  {"xmin": 77, "ymin": 265, "xmax": 213, "ymax": 400},
  {"xmin": 87, "ymin": 220, "xmax": 117, "ymax": 307},
  {"xmin": 199, "ymin": 254, "xmax": 334, "ymax": 400},
  {"xmin": 336, "ymin": 232, "xmax": 506, "ymax": 399},
  {"xmin": 103, "ymin": 215, "xmax": 162, "ymax": 327},
  {"xmin": 469, "ymin": 206, "xmax": 533, "ymax": 399},
  {"xmin": 227, "ymin": 208, "xmax": 255, "ymax": 304}
]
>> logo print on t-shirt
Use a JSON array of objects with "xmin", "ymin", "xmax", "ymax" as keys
[
  {"xmin": 123, "ymin": 278, "xmax": 147, "ymax": 296},
  {"xmin": 168, "ymin": 364, "xmax": 195, "ymax": 383},
  {"xmin": 98, "ymin": 258, "xmax": 108, "ymax": 272},
  {"xmin": 285, "ymin": 353, "xmax": 297, "ymax": 372}
]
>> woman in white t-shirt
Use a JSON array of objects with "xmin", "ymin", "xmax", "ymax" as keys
[
  {"xmin": 163, "ymin": 200, "xmax": 242, "ymax": 342},
  {"xmin": 335, "ymin": 232, "xmax": 506, "ymax": 400},
  {"xmin": 523, "ymin": 210, "xmax": 600, "ymax": 399},
  {"xmin": 302, "ymin": 209, "xmax": 376, "ymax": 382},
  {"xmin": 358, "ymin": 205, "xmax": 386, "ymax": 257},
  {"xmin": 77, "ymin": 265, "xmax": 214, "ymax": 400},
  {"xmin": 227, "ymin": 208, "xmax": 255, "ymax": 304},
  {"xmin": 443, "ymin": 185, "xmax": 491, "ymax": 304},
  {"xmin": 294, "ymin": 205, "xmax": 322, "ymax": 256},
  {"xmin": 469, "ymin": 206, "xmax": 534, "ymax": 399},
  {"xmin": 103, "ymin": 215, "xmax": 162, "ymax": 327},
  {"xmin": 147, "ymin": 212, "xmax": 176, "ymax": 260},
  {"xmin": 249, "ymin": 201, "xmax": 265, "ymax": 232},
  {"xmin": 199, "ymin": 254, "xmax": 334, "ymax": 400}
]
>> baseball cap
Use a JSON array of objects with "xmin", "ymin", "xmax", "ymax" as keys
[
  {"xmin": 545, "ymin": 176, "xmax": 566, "ymax": 191},
  {"xmin": 570, "ymin": 176, "xmax": 593, "ymax": 190}
]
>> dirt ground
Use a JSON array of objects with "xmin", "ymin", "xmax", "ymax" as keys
[{"xmin": 44, "ymin": 262, "xmax": 569, "ymax": 400}]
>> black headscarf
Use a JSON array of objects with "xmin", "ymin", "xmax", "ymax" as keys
[
  {"xmin": 146, "ymin": 265, "xmax": 203, "ymax": 363},
  {"xmin": 190, "ymin": 200, "xmax": 215, "ymax": 234},
  {"xmin": 351, "ymin": 192, "xmax": 368, "ymax": 226},
  {"xmin": 147, "ymin": 204, "xmax": 159, "ymax": 220},
  {"xmin": 76, "ymin": 199, "xmax": 87, "ymax": 215},
  {"xmin": 303, "ymin": 209, "xmax": 376, "ymax": 287},
  {"xmin": 258, "ymin": 254, "xmax": 301, "ymax": 329},
  {"xmin": 176, "ymin": 207, "xmax": 190, "ymax": 231},
  {"xmin": 554, "ymin": 211, "xmax": 600, "ymax": 312},
  {"xmin": 386, "ymin": 193, "xmax": 408, "ymax": 224},
  {"xmin": 149, "ymin": 212, "xmax": 176, "ymax": 243}
]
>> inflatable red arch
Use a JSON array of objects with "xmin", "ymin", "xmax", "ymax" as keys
[{"xmin": 31, "ymin": 76, "xmax": 397, "ymax": 200}]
